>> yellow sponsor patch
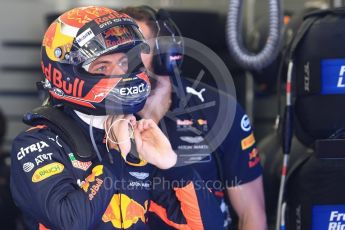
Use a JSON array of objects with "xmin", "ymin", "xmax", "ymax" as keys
[
  {"xmin": 241, "ymin": 132, "xmax": 255, "ymax": 150},
  {"xmin": 32, "ymin": 162, "xmax": 64, "ymax": 183}
]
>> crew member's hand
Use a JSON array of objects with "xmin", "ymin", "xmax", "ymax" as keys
[
  {"xmin": 134, "ymin": 119, "xmax": 177, "ymax": 169},
  {"xmin": 104, "ymin": 114, "xmax": 136, "ymax": 157}
]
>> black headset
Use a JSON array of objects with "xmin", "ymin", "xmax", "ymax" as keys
[{"xmin": 138, "ymin": 5, "xmax": 184, "ymax": 76}]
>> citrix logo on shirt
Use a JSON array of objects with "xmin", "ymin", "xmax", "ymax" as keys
[{"xmin": 17, "ymin": 141, "xmax": 50, "ymax": 160}]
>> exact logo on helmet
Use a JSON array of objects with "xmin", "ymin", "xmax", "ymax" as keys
[
  {"xmin": 41, "ymin": 62, "xmax": 84, "ymax": 97},
  {"xmin": 118, "ymin": 83, "xmax": 146, "ymax": 96}
]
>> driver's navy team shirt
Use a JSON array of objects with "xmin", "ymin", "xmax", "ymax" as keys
[
  {"xmin": 159, "ymin": 77, "xmax": 263, "ymax": 227},
  {"xmin": 11, "ymin": 106, "xmax": 225, "ymax": 230}
]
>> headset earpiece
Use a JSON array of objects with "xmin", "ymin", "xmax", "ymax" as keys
[{"xmin": 139, "ymin": 5, "xmax": 184, "ymax": 76}]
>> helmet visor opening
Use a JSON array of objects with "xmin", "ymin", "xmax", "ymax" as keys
[{"xmin": 67, "ymin": 25, "xmax": 149, "ymax": 66}]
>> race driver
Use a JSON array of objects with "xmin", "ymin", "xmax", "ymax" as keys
[{"xmin": 10, "ymin": 6, "xmax": 224, "ymax": 230}]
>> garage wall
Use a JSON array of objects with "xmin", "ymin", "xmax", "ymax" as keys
[{"xmin": 0, "ymin": 0, "xmax": 57, "ymax": 151}]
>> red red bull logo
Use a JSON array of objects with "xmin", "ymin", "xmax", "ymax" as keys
[
  {"xmin": 249, "ymin": 148, "xmax": 258, "ymax": 160},
  {"xmin": 105, "ymin": 36, "xmax": 133, "ymax": 49},
  {"xmin": 248, "ymin": 148, "xmax": 260, "ymax": 168},
  {"xmin": 41, "ymin": 62, "xmax": 85, "ymax": 98},
  {"xmin": 197, "ymin": 119, "xmax": 208, "ymax": 126},
  {"xmin": 94, "ymin": 12, "xmax": 131, "ymax": 25},
  {"xmin": 102, "ymin": 194, "xmax": 148, "ymax": 229},
  {"xmin": 103, "ymin": 26, "xmax": 134, "ymax": 48},
  {"xmin": 80, "ymin": 165, "xmax": 104, "ymax": 200},
  {"xmin": 42, "ymin": 61, "xmax": 122, "ymax": 109},
  {"xmin": 104, "ymin": 27, "xmax": 129, "ymax": 38}
]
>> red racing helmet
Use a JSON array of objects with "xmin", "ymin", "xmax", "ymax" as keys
[{"xmin": 41, "ymin": 6, "xmax": 151, "ymax": 115}]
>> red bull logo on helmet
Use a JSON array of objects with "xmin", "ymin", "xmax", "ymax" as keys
[
  {"xmin": 41, "ymin": 62, "xmax": 85, "ymax": 98},
  {"xmin": 104, "ymin": 27, "xmax": 129, "ymax": 38},
  {"xmin": 94, "ymin": 12, "xmax": 131, "ymax": 25},
  {"xmin": 102, "ymin": 26, "xmax": 134, "ymax": 49}
]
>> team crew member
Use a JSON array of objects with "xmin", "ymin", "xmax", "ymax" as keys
[
  {"xmin": 10, "ymin": 6, "xmax": 223, "ymax": 230},
  {"xmin": 122, "ymin": 6, "xmax": 267, "ymax": 229}
]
